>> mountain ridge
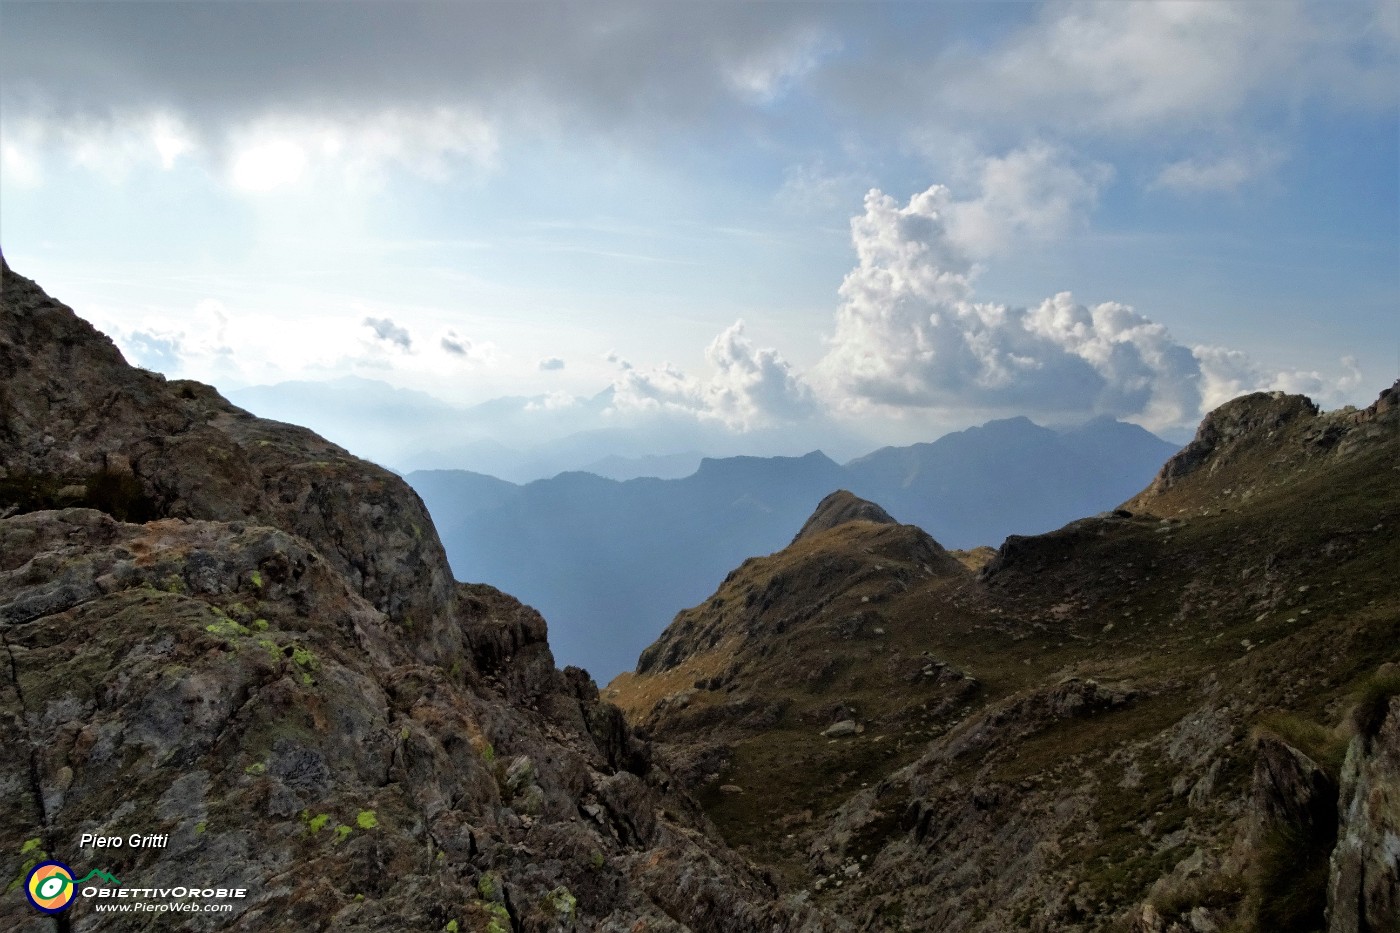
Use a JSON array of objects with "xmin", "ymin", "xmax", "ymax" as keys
[
  {"xmin": 608, "ymin": 378, "xmax": 1400, "ymax": 932},
  {"xmin": 410, "ymin": 415, "xmax": 1178, "ymax": 680}
]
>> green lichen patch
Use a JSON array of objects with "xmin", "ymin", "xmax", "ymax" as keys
[
  {"xmin": 355, "ymin": 810, "xmax": 378, "ymax": 830},
  {"xmin": 545, "ymin": 885, "xmax": 577, "ymax": 919},
  {"xmin": 288, "ymin": 645, "xmax": 319, "ymax": 686},
  {"xmin": 485, "ymin": 903, "xmax": 510, "ymax": 933},
  {"xmin": 300, "ymin": 811, "xmax": 330, "ymax": 834},
  {"xmin": 477, "ymin": 872, "xmax": 501, "ymax": 903},
  {"xmin": 206, "ymin": 617, "xmax": 251, "ymax": 639}
]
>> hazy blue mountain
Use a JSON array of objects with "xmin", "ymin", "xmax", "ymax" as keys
[
  {"xmin": 843, "ymin": 416, "xmax": 1179, "ymax": 547},
  {"xmin": 581, "ymin": 451, "xmax": 705, "ymax": 480},
  {"xmin": 411, "ymin": 452, "xmax": 845, "ymax": 680},
  {"xmin": 406, "ymin": 468, "xmax": 521, "ymax": 518},
  {"xmin": 408, "ymin": 417, "xmax": 1179, "ymax": 682}
]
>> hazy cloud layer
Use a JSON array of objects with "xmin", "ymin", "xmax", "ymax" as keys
[
  {"xmin": 4, "ymin": 2, "xmax": 1391, "ymax": 192},
  {"xmin": 1150, "ymin": 148, "xmax": 1287, "ymax": 194},
  {"xmin": 0, "ymin": 1, "xmax": 839, "ymax": 184},
  {"xmin": 933, "ymin": 0, "xmax": 1397, "ymax": 133}
]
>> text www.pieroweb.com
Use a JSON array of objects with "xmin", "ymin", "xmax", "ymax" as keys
[{"xmin": 92, "ymin": 902, "xmax": 235, "ymax": 914}]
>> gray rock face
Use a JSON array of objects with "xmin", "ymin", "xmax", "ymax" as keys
[
  {"xmin": 1143, "ymin": 391, "xmax": 1321, "ymax": 495},
  {"xmin": 0, "ymin": 264, "xmax": 846, "ymax": 932},
  {"xmin": 0, "ymin": 258, "xmax": 459, "ymax": 664},
  {"xmin": 1329, "ymin": 695, "xmax": 1400, "ymax": 933},
  {"xmin": 1246, "ymin": 733, "xmax": 1336, "ymax": 852}
]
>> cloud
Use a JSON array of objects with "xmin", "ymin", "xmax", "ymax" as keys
[
  {"xmin": 704, "ymin": 320, "xmax": 819, "ymax": 427},
  {"xmin": 538, "ymin": 357, "xmax": 566, "ymax": 371},
  {"xmin": 1150, "ymin": 148, "xmax": 1285, "ymax": 194},
  {"xmin": 231, "ymin": 138, "xmax": 307, "ymax": 192},
  {"xmin": 5, "ymin": 1, "xmax": 1393, "ymax": 180},
  {"xmin": 1195, "ymin": 346, "xmax": 1366, "ymax": 410},
  {"xmin": 611, "ymin": 321, "xmax": 816, "ymax": 430},
  {"xmin": 943, "ymin": 143, "xmax": 1112, "ymax": 256},
  {"xmin": 775, "ymin": 160, "xmax": 872, "ymax": 215},
  {"xmin": 937, "ymin": 0, "xmax": 1395, "ymax": 135},
  {"xmin": 0, "ymin": 139, "xmax": 43, "ymax": 188},
  {"xmin": 102, "ymin": 298, "xmax": 236, "ymax": 380},
  {"xmin": 0, "ymin": 2, "xmax": 839, "ymax": 169},
  {"xmin": 0, "ymin": 110, "xmax": 201, "ymax": 185},
  {"xmin": 225, "ymin": 109, "xmax": 498, "ymax": 192},
  {"xmin": 524, "ymin": 391, "xmax": 578, "ymax": 411},
  {"xmin": 724, "ymin": 25, "xmax": 841, "ymax": 103},
  {"xmin": 439, "ymin": 330, "xmax": 497, "ymax": 364},
  {"xmin": 121, "ymin": 330, "xmax": 186, "ymax": 375},
  {"xmin": 815, "ymin": 176, "xmax": 1359, "ymax": 430},
  {"xmin": 363, "ymin": 316, "xmax": 412, "ymax": 351}
]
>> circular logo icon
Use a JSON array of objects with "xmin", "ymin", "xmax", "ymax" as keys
[{"xmin": 25, "ymin": 861, "xmax": 76, "ymax": 914}]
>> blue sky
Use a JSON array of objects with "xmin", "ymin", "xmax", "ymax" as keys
[{"xmin": 1, "ymin": 0, "xmax": 1395, "ymax": 469}]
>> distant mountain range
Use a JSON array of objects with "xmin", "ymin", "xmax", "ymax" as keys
[
  {"xmin": 226, "ymin": 376, "xmax": 859, "ymax": 481},
  {"xmin": 408, "ymin": 416, "xmax": 1179, "ymax": 680}
]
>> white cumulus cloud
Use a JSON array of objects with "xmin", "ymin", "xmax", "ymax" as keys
[
  {"xmin": 610, "ymin": 320, "xmax": 816, "ymax": 430},
  {"xmin": 815, "ymin": 177, "xmax": 1363, "ymax": 430},
  {"xmin": 945, "ymin": 143, "xmax": 1112, "ymax": 256}
]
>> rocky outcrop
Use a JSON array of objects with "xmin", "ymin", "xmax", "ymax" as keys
[
  {"xmin": 1141, "ymin": 391, "xmax": 1320, "ymax": 495},
  {"xmin": 790, "ymin": 491, "xmax": 896, "ymax": 545},
  {"xmin": 0, "ymin": 264, "xmax": 844, "ymax": 931},
  {"xmin": 1125, "ymin": 380, "xmax": 1400, "ymax": 516},
  {"xmin": 0, "ymin": 258, "xmax": 458, "ymax": 664},
  {"xmin": 1328, "ymin": 692, "xmax": 1400, "ymax": 933}
]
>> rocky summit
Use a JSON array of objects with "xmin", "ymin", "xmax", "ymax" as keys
[
  {"xmin": 3, "ymin": 256, "xmax": 1397, "ymax": 933},
  {"xmin": 610, "ymin": 383, "xmax": 1400, "ymax": 932},
  {"xmin": 0, "ymin": 261, "xmax": 839, "ymax": 932},
  {"xmin": 789, "ymin": 491, "xmax": 898, "ymax": 546}
]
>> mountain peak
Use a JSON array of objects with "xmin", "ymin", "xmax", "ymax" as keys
[
  {"xmin": 1125, "ymin": 383, "xmax": 1398, "ymax": 516},
  {"xmin": 791, "ymin": 489, "xmax": 897, "ymax": 544}
]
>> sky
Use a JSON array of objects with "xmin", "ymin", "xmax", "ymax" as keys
[{"xmin": 2, "ymin": 0, "xmax": 1396, "ymax": 471}]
